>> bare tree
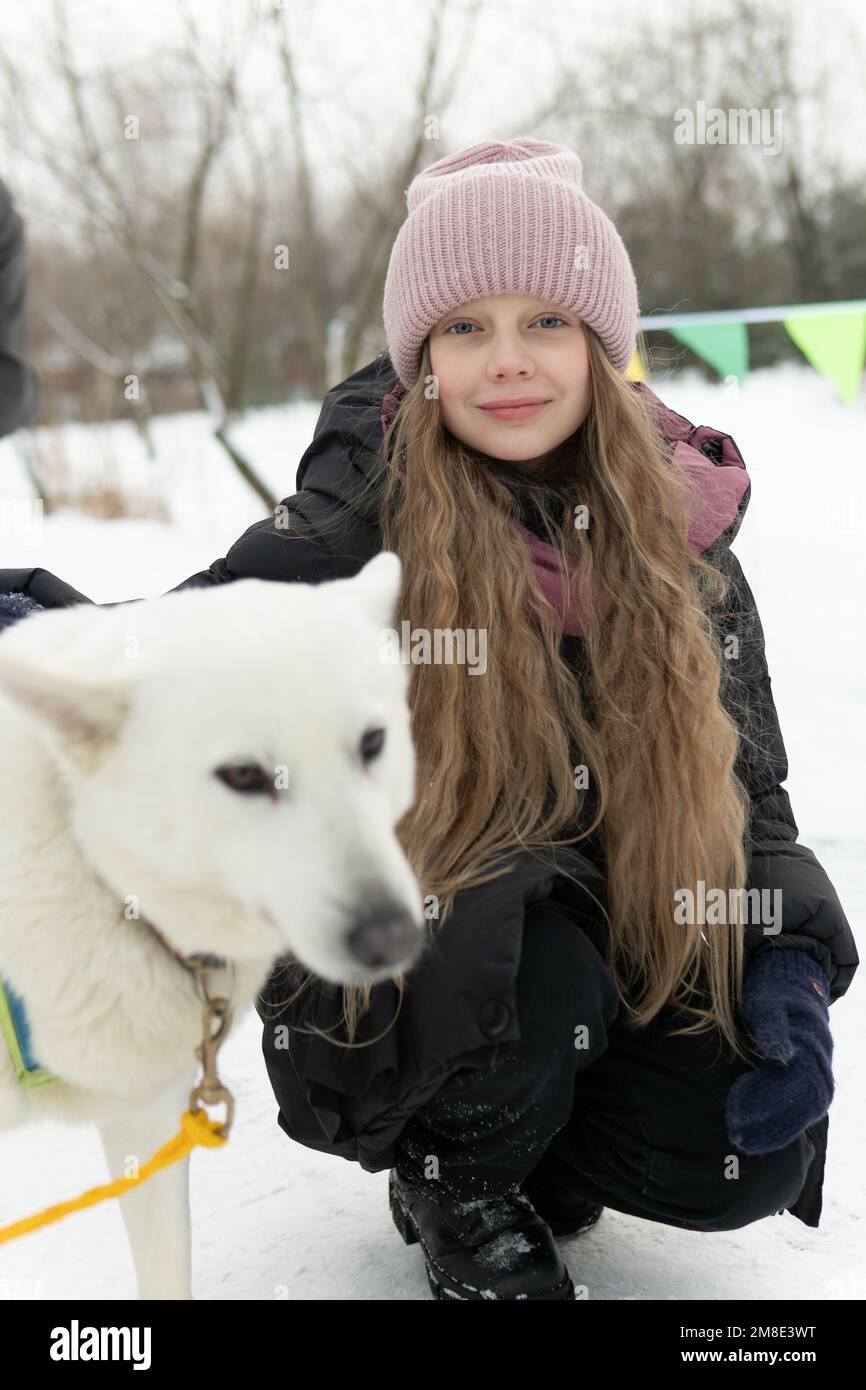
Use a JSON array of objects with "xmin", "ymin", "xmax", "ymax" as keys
[
  {"xmin": 0, "ymin": 0, "xmax": 280, "ymax": 510},
  {"xmin": 270, "ymin": 0, "xmax": 484, "ymax": 388},
  {"xmin": 1, "ymin": 0, "xmax": 859, "ymax": 460}
]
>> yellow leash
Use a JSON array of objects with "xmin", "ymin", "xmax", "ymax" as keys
[
  {"xmin": 0, "ymin": 1109, "xmax": 226, "ymax": 1244},
  {"xmin": 0, "ymin": 991, "xmax": 234, "ymax": 1245}
]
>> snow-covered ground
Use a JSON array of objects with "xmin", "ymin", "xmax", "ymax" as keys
[{"xmin": 0, "ymin": 363, "xmax": 863, "ymax": 1300}]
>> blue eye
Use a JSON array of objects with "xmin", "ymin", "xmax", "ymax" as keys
[{"xmin": 444, "ymin": 314, "xmax": 567, "ymax": 334}]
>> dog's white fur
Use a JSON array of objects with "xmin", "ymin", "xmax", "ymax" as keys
[{"xmin": 0, "ymin": 553, "xmax": 425, "ymax": 1298}]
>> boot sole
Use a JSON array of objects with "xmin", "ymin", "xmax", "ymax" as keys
[{"xmin": 389, "ymin": 1171, "xmax": 576, "ymax": 1301}]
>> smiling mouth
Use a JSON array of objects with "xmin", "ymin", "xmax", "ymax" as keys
[{"xmin": 479, "ymin": 400, "xmax": 551, "ymax": 420}]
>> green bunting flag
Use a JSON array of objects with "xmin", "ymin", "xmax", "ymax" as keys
[
  {"xmin": 639, "ymin": 300, "xmax": 866, "ymax": 406},
  {"xmin": 783, "ymin": 311, "xmax": 866, "ymax": 407},
  {"xmin": 668, "ymin": 321, "xmax": 749, "ymax": 384}
]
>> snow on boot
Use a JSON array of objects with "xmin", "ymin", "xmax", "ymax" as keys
[{"xmin": 388, "ymin": 1166, "xmax": 576, "ymax": 1300}]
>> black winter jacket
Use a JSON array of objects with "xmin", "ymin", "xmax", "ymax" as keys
[{"xmin": 0, "ymin": 351, "xmax": 858, "ymax": 1229}]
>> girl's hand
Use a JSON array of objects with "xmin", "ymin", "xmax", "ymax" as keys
[{"xmin": 725, "ymin": 950, "xmax": 834, "ymax": 1155}]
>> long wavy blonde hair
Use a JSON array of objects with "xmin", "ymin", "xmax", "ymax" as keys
[{"xmin": 269, "ymin": 325, "xmax": 769, "ymax": 1069}]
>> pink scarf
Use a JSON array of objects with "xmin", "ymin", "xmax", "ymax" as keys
[{"xmin": 380, "ymin": 379, "xmax": 750, "ymax": 638}]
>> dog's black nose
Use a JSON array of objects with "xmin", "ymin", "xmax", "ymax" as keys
[{"xmin": 346, "ymin": 907, "xmax": 424, "ymax": 969}]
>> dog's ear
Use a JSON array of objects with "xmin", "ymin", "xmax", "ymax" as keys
[
  {"xmin": 350, "ymin": 551, "xmax": 404, "ymax": 628},
  {"xmin": 0, "ymin": 652, "xmax": 131, "ymax": 769}
]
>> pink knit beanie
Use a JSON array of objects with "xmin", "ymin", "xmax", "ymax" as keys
[{"xmin": 382, "ymin": 137, "xmax": 640, "ymax": 390}]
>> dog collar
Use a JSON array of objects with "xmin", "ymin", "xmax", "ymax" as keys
[{"xmin": 140, "ymin": 915, "xmax": 229, "ymax": 974}]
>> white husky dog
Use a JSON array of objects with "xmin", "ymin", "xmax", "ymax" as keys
[{"xmin": 0, "ymin": 552, "xmax": 425, "ymax": 1299}]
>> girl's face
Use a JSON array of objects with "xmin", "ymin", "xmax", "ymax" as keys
[{"xmin": 427, "ymin": 293, "xmax": 592, "ymax": 471}]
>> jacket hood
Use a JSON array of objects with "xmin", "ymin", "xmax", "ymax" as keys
[{"xmin": 629, "ymin": 380, "xmax": 751, "ymax": 551}]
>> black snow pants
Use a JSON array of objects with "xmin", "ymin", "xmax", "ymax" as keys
[{"xmin": 393, "ymin": 898, "xmax": 816, "ymax": 1232}]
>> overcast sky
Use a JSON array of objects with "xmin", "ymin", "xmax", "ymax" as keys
[{"xmin": 2, "ymin": 0, "xmax": 865, "ymax": 199}]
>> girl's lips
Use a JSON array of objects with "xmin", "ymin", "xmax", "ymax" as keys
[{"xmin": 479, "ymin": 400, "xmax": 550, "ymax": 421}]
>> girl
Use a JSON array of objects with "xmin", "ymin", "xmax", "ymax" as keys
[{"xmin": 0, "ymin": 138, "xmax": 857, "ymax": 1302}]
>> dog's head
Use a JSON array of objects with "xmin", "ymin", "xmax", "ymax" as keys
[{"xmin": 0, "ymin": 554, "xmax": 427, "ymax": 985}]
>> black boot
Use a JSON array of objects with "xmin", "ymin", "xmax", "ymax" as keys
[
  {"xmin": 523, "ymin": 1166, "xmax": 604, "ymax": 1237},
  {"xmin": 388, "ymin": 1167, "xmax": 576, "ymax": 1300}
]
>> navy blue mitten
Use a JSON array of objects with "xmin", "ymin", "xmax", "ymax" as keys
[
  {"xmin": 0, "ymin": 591, "xmax": 43, "ymax": 633},
  {"xmin": 726, "ymin": 948, "xmax": 834, "ymax": 1155}
]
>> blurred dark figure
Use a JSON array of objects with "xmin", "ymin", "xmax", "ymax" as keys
[{"xmin": 0, "ymin": 177, "xmax": 40, "ymax": 437}]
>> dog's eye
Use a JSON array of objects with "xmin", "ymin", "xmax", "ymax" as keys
[
  {"xmin": 360, "ymin": 727, "xmax": 385, "ymax": 762},
  {"xmin": 215, "ymin": 764, "xmax": 271, "ymax": 794}
]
